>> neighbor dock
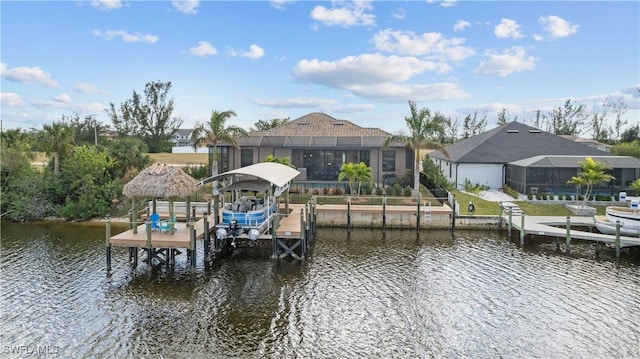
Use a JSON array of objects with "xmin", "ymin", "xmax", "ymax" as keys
[{"xmin": 502, "ymin": 213, "xmax": 640, "ymax": 256}]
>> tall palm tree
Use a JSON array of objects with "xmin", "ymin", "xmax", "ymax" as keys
[
  {"xmin": 339, "ymin": 162, "xmax": 373, "ymax": 197},
  {"xmin": 567, "ymin": 157, "xmax": 614, "ymax": 208},
  {"xmin": 190, "ymin": 110, "xmax": 248, "ymax": 192},
  {"xmin": 41, "ymin": 122, "xmax": 75, "ymax": 173},
  {"xmin": 630, "ymin": 178, "xmax": 640, "ymax": 197},
  {"xmin": 383, "ymin": 100, "xmax": 448, "ymax": 199}
]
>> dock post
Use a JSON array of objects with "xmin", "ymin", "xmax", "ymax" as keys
[
  {"xmin": 106, "ymin": 215, "xmax": 111, "ymax": 273},
  {"xmin": 595, "ymin": 241, "xmax": 600, "ymax": 256},
  {"xmin": 312, "ymin": 197, "xmax": 317, "ymax": 235},
  {"xmin": 416, "ymin": 198, "xmax": 420, "ymax": 233},
  {"xmin": 507, "ymin": 208, "xmax": 513, "ymax": 237},
  {"xmin": 498, "ymin": 202, "xmax": 503, "ymax": 234},
  {"xmin": 272, "ymin": 215, "xmax": 279, "ymax": 259},
  {"xmin": 451, "ymin": 198, "xmax": 456, "ymax": 235},
  {"xmin": 565, "ymin": 216, "xmax": 571, "ymax": 254},
  {"xmin": 382, "ymin": 196, "xmax": 387, "ymax": 233},
  {"xmin": 145, "ymin": 221, "xmax": 152, "ymax": 267},
  {"xmin": 615, "ymin": 220, "xmax": 621, "ymax": 258},
  {"xmin": 190, "ymin": 225, "xmax": 197, "ymax": 269},
  {"xmin": 203, "ymin": 214, "xmax": 210, "ymax": 260},
  {"xmin": 347, "ymin": 196, "xmax": 351, "ymax": 231},
  {"xmin": 131, "ymin": 198, "xmax": 138, "ymax": 234},
  {"xmin": 520, "ymin": 214, "xmax": 525, "ymax": 246},
  {"xmin": 300, "ymin": 208, "xmax": 306, "ymax": 259}
]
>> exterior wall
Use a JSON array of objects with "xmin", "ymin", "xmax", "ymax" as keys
[
  {"xmin": 172, "ymin": 146, "xmax": 209, "ymax": 154},
  {"xmin": 456, "ymin": 164, "xmax": 504, "ymax": 189}
]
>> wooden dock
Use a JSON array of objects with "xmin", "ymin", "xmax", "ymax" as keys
[
  {"xmin": 108, "ymin": 214, "xmax": 215, "ymax": 248},
  {"xmin": 503, "ymin": 214, "xmax": 640, "ymax": 256}
]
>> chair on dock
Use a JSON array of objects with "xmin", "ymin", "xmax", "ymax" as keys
[
  {"xmin": 159, "ymin": 215, "xmax": 178, "ymax": 233},
  {"xmin": 149, "ymin": 213, "xmax": 161, "ymax": 231}
]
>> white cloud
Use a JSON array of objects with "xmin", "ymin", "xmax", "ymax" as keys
[
  {"xmin": 253, "ymin": 97, "xmax": 338, "ymax": 108},
  {"xmin": 93, "ymin": 29, "xmax": 159, "ymax": 44},
  {"xmin": 372, "ymin": 29, "xmax": 475, "ymax": 61},
  {"xmin": 533, "ymin": 34, "xmax": 544, "ymax": 42},
  {"xmin": 453, "ymin": 19, "xmax": 470, "ymax": 32},
  {"xmin": 52, "ymin": 93, "xmax": 71, "ymax": 103},
  {"xmin": 427, "ymin": 0, "xmax": 457, "ymax": 8},
  {"xmin": 349, "ymin": 82, "xmax": 469, "ymax": 102},
  {"xmin": 494, "ymin": 18, "xmax": 523, "ymax": 39},
  {"xmin": 392, "ymin": 8, "xmax": 406, "ymax": 20},
  {"xmin": 230, "ymin": 44, "xmax": 265, "ymax": 60},
  {"xmin": 310, "ymin": 1, "xmax": 375, "ymax": 27},
  {"xmin": 172, "ymin": 0, "xmax": 199, "ymax": 15},
  {"xmin": 270, "ymin": 0, "xmax": 295, "ymax": 10},
  {"xmin": 0, "ymin": 92, "xmax": 25, "ymax": 108},
  {"xmin": 188, "ymin": 41, "xmax": 217, "ymax": 57},
  {"xmin": 539, "ymin": 15, "xmax": 579, "ymax": 38},
  {"xmin": 74, "ymin": 82, "xmax": 99, "ymax": 94},
  {"xmin": 474, "ymin": 46, "xmax": 537, "ymax": 76},
  {"xmin": 293, "ymin": 53, "xmax": 440, "ymax": 88},
  {"xmin": 90, "ymin": 0, "xmax": 122, "ymax": 11},
  {"xmin": 0, "ymin": 62, "xmax": 58, "ymax": 87}
]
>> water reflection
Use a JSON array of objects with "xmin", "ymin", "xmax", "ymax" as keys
[{"xmin": 1, "ymin": 222, "xmax": 639, "ymax": 358}]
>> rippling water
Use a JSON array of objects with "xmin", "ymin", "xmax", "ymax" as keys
[{"xmin": 1, "ymin": 221, "xmax": 640, "ymax": 358}]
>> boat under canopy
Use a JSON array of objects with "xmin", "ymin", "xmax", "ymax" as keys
[
  {"xmin": 197, "ymin": 162, "xmax": 301, "ymax": 243},
  {"xmin": 197, "ymin": 162, "xmax": 300, "ymax": 196}
]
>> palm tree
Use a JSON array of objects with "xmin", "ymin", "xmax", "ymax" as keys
[
  {"xmin": 383, "ymin": 100, "xmax": 448, "ymax": 199},
  {"xmin": 629, "ymin": 178, "xmax": 640, "ymax": 197},
  {"xmin": 190, "ymin": 110, "xmax": 248, "ymax": 192},
  {"xmin": 41, "ymin": 122, "xmax": 75, "ymax": 173},
  {"xmin": 264, "ymin": 154, "xmax": 295, "ymax": 168},
  {"xmin": 338, "ymin": 162, "xmax": 373, "ymax": 197},
  {"xmin": 567, "ymin": 157, "xmax": 614, "ymax": 208}
]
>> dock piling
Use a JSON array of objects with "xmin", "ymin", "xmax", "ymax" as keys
[
  {"xmin": 347, "ymin": 197, "xmax": 351, "ymax": 231},
  {"xmin": 203, "ymin": 215, "xmax": 210, "ymax": 260},
  {"xmin": 416, "ymin": 199, "xmax": 420, "ymax": 233},
  {"xmin": 190, "ymin": 225, "xmax": 197, "ymax": 269},
  {"xmin": 565, "ymin": 216, "xmax": 571, "ymax": 254},
  {"xmin": 507, "ymin": 207, "xmax": 513, "ymax": 237},
  {"xmin": 382, "ymin": 196, "xmax": 387, "ymax": 233},
  {"xmin": 106, "ymin": 215, "xmax": 111, "ymax": 273},
  {"xmin": 520, "ymin": 214, "xmax": 525, "ymax": 246},
  {"xmin": 615, "ymin": 221, "xmax": 621, "ymax": 258}
]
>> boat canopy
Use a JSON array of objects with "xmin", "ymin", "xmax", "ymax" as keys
[{"xmin": 197, "ymin": 162, "xmax": 301, "ymax": 196}]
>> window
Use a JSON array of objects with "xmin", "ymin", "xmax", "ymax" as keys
[
  {"xmin": 382, "ymin": 151, "xmax": 395, "ymax": 172},
  {"xmin": 359, "ymin": 150, "xmax": 370, "ymax": 166},
  {"xmin": 241, "ymin": 149, "xmax": 253, "ymax": 167}
]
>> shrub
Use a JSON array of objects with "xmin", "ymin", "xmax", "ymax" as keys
[
  {"xmin": 527, "ymin": 193, "xmax": 533, "ymax": 200},
  {"xmin": 322, "ymin": 187, "xmax": 330, "ymax": 195},
  {"xmin": 312, "ymin": 188, "xmax": 320, "ymax": 195},
  {"xmin": 375, "ymin": 187, "xmax": 384, "ymax": 196},
  {"xmin": 331, "ymin": 186, "xmax": 343, "ymax": 195},
  {"xmin": 502, "ymin": 185, "xmax": 520, "ymax": 199},
  {"xmin": 402, "ymin": 186, "xmax": 412, "ymax": 197}
]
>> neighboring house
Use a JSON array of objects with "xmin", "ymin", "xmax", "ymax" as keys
[
  {"xmin": 171, "ymin": 129, "xmax": 193, "ymax": 147},
  {"xmin": 429, "ymin": 121, "xmax": 640, "ymax": 194},
  {"xmin": 211, "ymin": 112, "xmax": 410, "ymax": 185},
  {"xmin": 558, "ymin": 135, "xmax": 612, "ymax": 152}
]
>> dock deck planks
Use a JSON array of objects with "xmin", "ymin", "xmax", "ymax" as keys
[
  {"xmin": 505, "ymin": 215, "xmax": 640, "ymax": 247},
  {"xmin": 109, "ymin": 215, "xmax": 215, "ymax": 248}
]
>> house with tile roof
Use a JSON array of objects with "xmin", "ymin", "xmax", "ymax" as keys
[
  {"xmin": 212, "ymin": 112, "xmax": 410, "ymax": 185},
  {"xmin": 429, "ymin": 121, "xmax": 640, "ymax": 195}
]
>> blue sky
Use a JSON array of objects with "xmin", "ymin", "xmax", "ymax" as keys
[{"xmin": 1, "ymin": 0, "xmax": 639, "ymax": 136}]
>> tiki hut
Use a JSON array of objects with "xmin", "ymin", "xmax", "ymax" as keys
[{"xmin": 123, "ymin": 163, "xmax": 199, "ymax": 234}]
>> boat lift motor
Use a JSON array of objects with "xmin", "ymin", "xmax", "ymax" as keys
[{"xmin": 468, "ymin": 202, "xmax": 475, "ymax": 215}]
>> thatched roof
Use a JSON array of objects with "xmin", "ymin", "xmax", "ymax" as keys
[{"xmin": 123, "ymin": 163, "xmax": 198, "ymax": 198}]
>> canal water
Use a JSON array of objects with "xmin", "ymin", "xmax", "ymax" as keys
[{"xmin": 1, "ymin": 221, "xmax": 639, "ymax": 358}]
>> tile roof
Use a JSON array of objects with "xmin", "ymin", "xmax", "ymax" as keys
[
  {"xmin": 239, "ymin": 112, "xmax": 396, "ymax": 148},
  {"xmin": 430, "ymin": 121, "xmax": 613, "ymax": 163}
]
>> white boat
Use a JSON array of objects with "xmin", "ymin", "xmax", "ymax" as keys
[
  {"xmin": 593, "ymin": 204, "xmax": 640, "ymax": 236},
  {"xmin": 197, "ymin": 162, "xmax": 300, "ymax": 244}
]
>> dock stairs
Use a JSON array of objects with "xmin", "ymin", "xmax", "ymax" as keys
[{"xmin": 501, "ymin": 202, "xmax": 523, "ymax": 215}]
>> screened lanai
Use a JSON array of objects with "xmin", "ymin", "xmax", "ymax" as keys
[{"xmin": 506, "ymin": 155, "xmax": 640, "ymax": 196}]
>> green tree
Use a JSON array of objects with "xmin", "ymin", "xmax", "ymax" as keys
[
  {"xmin": 190, "ymin": 110, "xmax": 248, "ymax": 192},
  {"xmin": 338, "ymin": 162, "xmax": 372, "ymax": 197},
  {"xmin": 252, "ymin": 117, "xmax": 290, "ymax": 131},
  {"xmin": 566, "ymin": 157, "xmax": 614, "ymax": 208},
  {"xmin": 40, "ymin": 121, "xmax": 75, "ymax": 173},
  {"xmin": 545, "ymin": 99, "xmax": 589, "ymax": 136},
  {"xmin": 461, "ymin": 110, "xmax": 487, "ymax": 139},
  {"xmin": 106, "ymin": 137, "xmax": 152, "ymax": 181},
  {"xmin": 610, "ymin": 141, "xmax": 640, "ymax": 158},
  {"xmin": 55, "ymin": 146, "xmax": 120, "ymax": 220},
  {"xmin": 264, "ymin": 154, "xmax": 295, "ymax": 168},
  {"xmin": 629, "ymin": 178, "xmax": 640, "ymax": 196},
  {"xmin": 383, "ymin": 100, "xmax": 448, "ymax": 199},
  {"xmin": 620, "ymin": 124, "xmax": 639, "ymax": 143},
  {"xmin": 106, "ymin": 80, "xmax": 183, "ymax": 152}
]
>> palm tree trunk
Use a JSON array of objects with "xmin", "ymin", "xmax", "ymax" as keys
[
  {"xmin": 211, "ymin": 160, "xmax": 219, "ymax": 195},
  {"xmin": 413, "ymin": 150, "xmax": 420, "ymax": 200},
  {"xmin": 53, "ymin": 152, "xmax": 60, "ymax": 173}
]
